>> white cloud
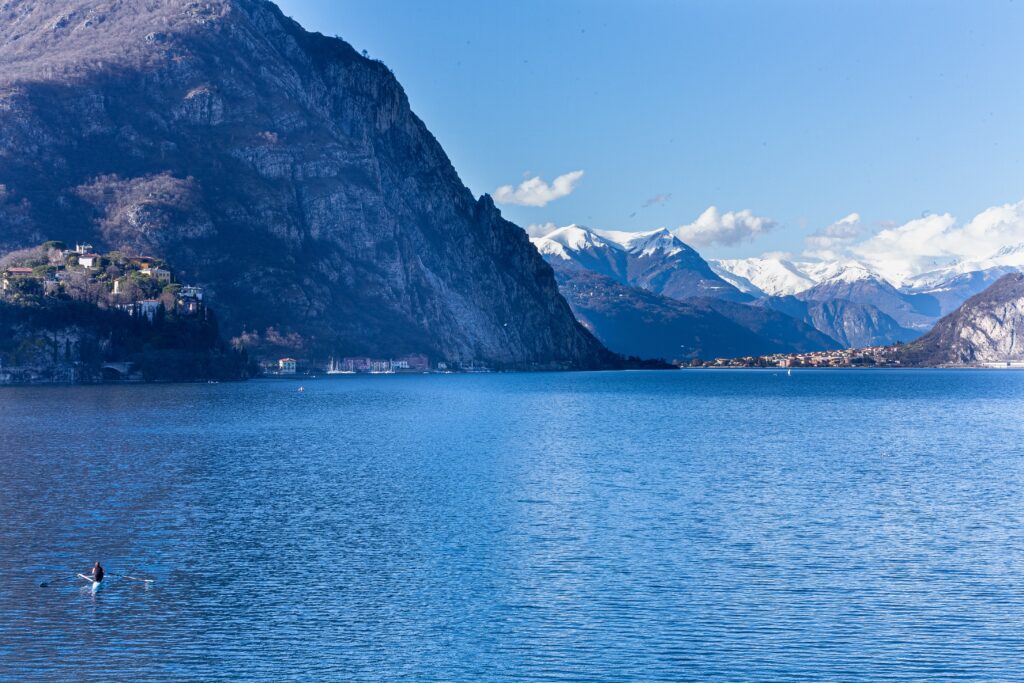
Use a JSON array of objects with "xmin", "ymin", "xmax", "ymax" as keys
[
  {"xmin": 803, "ymin": 212, "xmax": 863, "ymax": 260},
  {"xmin": 493, "ymin": 170, "xmax": 584, "ymax": 207},
  {"xmin": 672, "ymin": 206, "xmax": 777, "ymax": 247},
  {"xmin": 523, "ymin": 222, "xmax": 558, "ymax": 238},
  {"xmin": 806, "ymin": 199, "xmax": 1024, "ymax": 284}
]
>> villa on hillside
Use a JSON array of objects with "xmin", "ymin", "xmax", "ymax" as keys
[
  {"xmin": 2, "ymin": 267, "xmax": 35, "ymax": 291},
  {"xmin": 140, "ymin": 266, "xmax": 172, "ymax": 283},
  {"xmin": 78, "ymin": 253, "xmax": 101, "ymax": 268}
]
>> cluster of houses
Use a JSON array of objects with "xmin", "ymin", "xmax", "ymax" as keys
[
  {"xmin": 261, "ymin": 353, "xmax": 491, "ymax": 376},
  {"xmin": 266, "ymin": 353, "xmax": 433, "ymax": 375},
  {"xmin": 688, "ymin": 346, "xmax": 904, "ymax": 369},
  {"xmin": 1, "ymin": 241, "xmax": 206, "ymax": 322}
]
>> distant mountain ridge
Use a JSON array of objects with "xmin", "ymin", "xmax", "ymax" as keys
[
  {"xmin": 532, "ymin": 224, "xmax": 1024, "ymax": 356},
  {"xmin": 532, "ymin": 225, "xmax": 750, "ymax": 302},
  {"xmin": 551, "ymin": 265, "xmax": 839, "ymax": 362},
  {"xmin": 532, "ymin": 225, "xmax": 839, "ymax": 360}
]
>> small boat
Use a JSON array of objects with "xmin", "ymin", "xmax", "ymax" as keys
[{"xmin": 78, "ymin": 573, "xmax": 102, "ymax": 591}]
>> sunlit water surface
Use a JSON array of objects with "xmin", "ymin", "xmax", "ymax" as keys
[{"xmin": 2, "ymin": 370, "xmax": 1024, "ymax": 681}]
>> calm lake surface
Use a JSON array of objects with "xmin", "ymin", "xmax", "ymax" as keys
[{"xmin": 2, "ymin": 370, "xmax": 1024, "ymax": 681}]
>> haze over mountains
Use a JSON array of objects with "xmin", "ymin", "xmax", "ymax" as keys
[
  {"xmin": 0, "ymin": 0, "xmax": 611, "ymax": 368},
  {"xmin": 531, "ymin": 223, "xmax": 1024, "ymax": 361}
]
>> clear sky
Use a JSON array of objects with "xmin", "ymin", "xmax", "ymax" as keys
[{"xmin": 274, "ymin": 0, "xmax": 1024, "ymax": 261}]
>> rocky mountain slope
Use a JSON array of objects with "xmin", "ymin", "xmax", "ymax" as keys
[
  {"xmin": 902, "ymin": 273, "xmax": 1024, "ymax": 365},
  {"xmin": 552, "ymin": 268, "xmax": 770, "ymax": 361},
  {"xmin": 795, "ymin": 272, "xmax": 940, "ymax": 331},
  {"xmin": 0, "ymin": 0, "xmax": 610, "ymax": 368},
  {"xmin": 547, "ymin": 261, "xmax": 838, "ymax": 361},
  {"xmin": 755, "ymin": 296, "xmax": 918, "ymax": 347}
]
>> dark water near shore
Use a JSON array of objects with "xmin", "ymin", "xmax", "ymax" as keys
[{"xmin": 2, "ymin": 370, "xmax": 1024, "ymax": 681}]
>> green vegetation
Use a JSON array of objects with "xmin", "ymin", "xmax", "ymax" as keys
[{"xmin": 0, "ymin": 241, "xmax": 252, "ymax": 383}]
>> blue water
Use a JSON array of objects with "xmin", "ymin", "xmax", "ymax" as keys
[{"xmin": 2, "ymin": 370, "xmax": 1024, "ymax": 681}]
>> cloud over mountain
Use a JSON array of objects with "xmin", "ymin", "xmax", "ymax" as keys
[
  {"xmin": 493, "ymin": 170, "xmax": 584, "ymax": 207},
  {"xmin": 672, "ymin": 207, "xmax": 777, "ymax": 247},
  {"xmin": 818, "ymin": 199, "xmax": 1024, "ymax": 284},
  {"xmin": 804, "ymin": 213, "xmax": 863, "ymax": 260}
]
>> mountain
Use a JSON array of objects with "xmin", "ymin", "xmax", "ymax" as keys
[
  {"xmin": 756, "ymin": 296, "xmax": 919, "ymax": 347},
  {"xmin": 710, "ymin": 257, "xmax": 817, "ymax": 297},
  {"xmin": 531, "ymin": 225, "xmax": 749, "ymax": 302},
  {"xmin": 902, "ymin": 273, "xmax": 1024, "ymax": 365},
  {"xmin": 694, "ymin": 297, "xmax": 841, "ymax": 354},
  {"xmin": 552, "ymin": 267, "xmax": 773, "ymax": 361},
  {"xmin": 902, "ymin": 244, "xmax": 1024, "ymax": 315},
  {"xmin": 546, "ymin": 260, "xmax": 838, "ymax": 361},
  {"xmin": 795, "ymin": 271, "xmax": 940, "ymax": 331},
  {"xmin": 0, "ymin": 0, "xmax": 610, "ymax": 368}
]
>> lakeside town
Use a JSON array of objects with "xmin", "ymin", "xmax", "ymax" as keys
[
  {"xmin": 262, "ymin": 354, "xmax": 492, "ymax": 376},
  {"xmin": 682, "ymin": 345, "xmax": 907, "ymax": 369},
  {"xmin": 684, "ymin": 346, "xmax": 1024, "ymax": 370}
]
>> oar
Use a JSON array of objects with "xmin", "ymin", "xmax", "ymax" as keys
[
  {"xmin": 119, "ymin": 575, "xmax": 155, "ymax": 583},
  {"xmin": 39, "ymin": 573, "xmax": 81, "ymax": 588},
  {"xmin": 110, "ymin": 567, "xmax": 154, "ymax": 584}
]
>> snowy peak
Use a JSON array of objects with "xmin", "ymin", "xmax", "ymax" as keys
[
  {"xmin": 531, "ymin": 225, "xmax": 613, "ymax": 260},
  {"xmin": 803, "ymin": 262, "xmax": 879, "ymax": 286},
  {"xmin": 904, "ymin": 242, "xmax": 1024, "ymax": 291},
  {"xmin": 529, "ymin": 223, "xmax": 746, "ymax": 302},
  {"xmin": 530, "ymin": 225, "xmax": 694, "ymax": 259},
  {"xmin": 710, "ymin": 257, "xmax": 817, "ymax": 297},
  {"xmin": 593, "ymin": 227, "xmax": 690, "ymax": 258},
  {"xmin": 711, "ymin": 257, "xmax": 886, "ymax": 297}
]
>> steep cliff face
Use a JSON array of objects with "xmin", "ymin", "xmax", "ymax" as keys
[
  {"xmin": 0, "ymin": 0, "xmax": 610, "ymax": 367},
  {"xmin": 756, "ymin": 296, "xmax": 919, "ymax": 348},
  {"xmin": 902, "ymin": 273, "xmax": 1024, "ymax": 365}
]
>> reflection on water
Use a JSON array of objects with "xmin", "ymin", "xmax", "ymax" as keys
[{"xmin": 2, "ymin": 370, "xmax": 1024, "ymax": 680}]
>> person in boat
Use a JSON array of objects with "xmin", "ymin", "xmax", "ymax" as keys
[{"xmin": 90, "ymin": 561, "xmax": 105, "ymax": 583}]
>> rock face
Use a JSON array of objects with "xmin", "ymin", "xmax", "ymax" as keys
[
  {"xmin": 756, "ymin": 296, "xmax": 919, "ymax": 348},
  {"xmin": 0, "ymin": 0, "xmax": 610, "ymax": 367},
  {"xmin": 796, "ymin": 275, "xmax": 940, "ymax": 332},
  {"xmin": 902, "ymin": 273, "xmax": 1024, "ymax": 365}
]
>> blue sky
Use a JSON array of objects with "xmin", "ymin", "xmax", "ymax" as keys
[{"xmin": 275, "ymin": 0, "xmax": 1024, "ymax": 260}]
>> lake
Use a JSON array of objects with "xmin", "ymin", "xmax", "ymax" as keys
[{"xmin": 2, "ymin": 370, "xmax": 1024, "ymax": 681}]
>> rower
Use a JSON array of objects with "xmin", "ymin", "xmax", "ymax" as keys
[{"xmin": 91, "ymin": 561, "xmax": 105, "ymax": 583}]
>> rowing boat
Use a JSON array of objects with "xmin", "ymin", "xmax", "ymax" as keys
[{"xmin": 77, "ymin": 573, "xmax": 102, "ymax": 591}]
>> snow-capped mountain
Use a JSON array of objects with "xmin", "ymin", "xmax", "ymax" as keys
[
  {"xmin": 709, "ymin": 257, "xmax": 817, "ymax": 297},
  {"xmin": 530, "ymin": 225, "xmax": 749, "ymax": 302},
  {"xmin": 710, "ymin": 257, "xmax": 882, "ymax": 297},
  {"xmin": 907, "ymin": 242, "xmax": 1024, "ymax": 289},
  {"xmin": 533, "ymin": 223, "xmax": 1024, "ymax": 351}
]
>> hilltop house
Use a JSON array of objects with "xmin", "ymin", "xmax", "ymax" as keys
[
  {"xmin": 1, "ymin": 267, "xmax": 35, "ymax": 292},
  {"xmin": 78, "ymin": 253, "xmax": 101, "ymax": 268},
  {"xmin": 140, "ymin": 266, "xmax": 171, "ymax": 284}
]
